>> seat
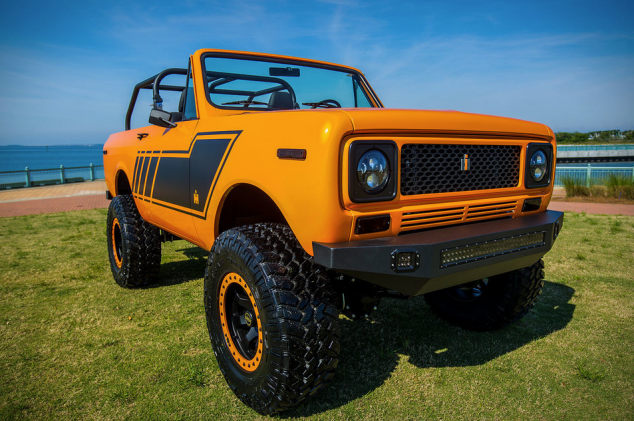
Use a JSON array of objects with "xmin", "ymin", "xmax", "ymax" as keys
[{"xmin": 267, "ymin": 91, "xmax": 294, "ymax": 110}]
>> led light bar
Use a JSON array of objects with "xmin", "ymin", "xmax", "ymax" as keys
[{"xmin": 440, "ymin": 231, "xmax": 546, "ymax": 268}]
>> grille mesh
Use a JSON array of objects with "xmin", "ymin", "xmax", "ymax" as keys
[{"xmin": 400, "ymin": 144, "xmax": 521, "ymax": 196}]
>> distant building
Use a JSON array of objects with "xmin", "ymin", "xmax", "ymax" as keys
[{"xmin": 588, "ymin": 130, "xmax": 625, "ymax": 140}]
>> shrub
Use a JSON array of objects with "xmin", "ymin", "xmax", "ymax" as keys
[
  {"xmin": 590, "ymin": 184, "xmax": 607, "ymax": 198},
  {"xmin": 561, "ymin": 175, "xmax": 590, "ymax": 197},
  {"xmin": 605, "ymin": 174, "xmax": 634, "ymax": 200}
]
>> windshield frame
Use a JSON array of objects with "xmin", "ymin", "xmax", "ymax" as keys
[{"xmin": 200, "ymin": 51, "xmax": 382, "ymax": 112}]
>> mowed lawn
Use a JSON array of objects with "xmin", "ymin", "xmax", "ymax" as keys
[{"xmin": 0, "ymin": 209, "xmax": 632, "ymax": 420}]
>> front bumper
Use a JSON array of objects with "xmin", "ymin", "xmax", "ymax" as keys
[{"xmin": 313, "ymin": 210, "xmax": 564, "ymax": 296}]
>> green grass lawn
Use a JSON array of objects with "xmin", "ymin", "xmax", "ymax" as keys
[{"xmin": 1, "ymin": 209, "xmax": 633, "ymax": 420}]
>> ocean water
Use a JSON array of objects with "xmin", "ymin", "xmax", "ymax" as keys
[{"xmin": 0, "ymin": 145, "xmax": 104, "ymax": 172}]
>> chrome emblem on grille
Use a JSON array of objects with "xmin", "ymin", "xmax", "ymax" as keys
[{"xmin": 460, "ymin": 154, "xmax": 471, "ymax": 171}]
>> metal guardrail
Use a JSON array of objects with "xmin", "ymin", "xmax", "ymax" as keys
[
  {"xmin": 0, "ymin": 164, "xmax": 104, "ymax": 190},
  {"xmin": 2, "ymin": 163, "xmax": 632, "ymax": 190},
  {"xmin": 557, "ymin": 144, "xmax": 634, "ymax": 152},
  {"xmin": 555, "ymin": 164, "xmax": 634, "ymax": 187}
]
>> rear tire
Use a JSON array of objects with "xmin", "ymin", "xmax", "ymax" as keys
[
  {"xmin": 106, "ymin": 194, "xmax": 161, "ymax": 288},
  {"xmin": 204, "ymin": 223, "xmax": 340, "ymax": 415},
  {"xmin": 424, "ymin": 259, "xmax": 545, "ymax": 331}
]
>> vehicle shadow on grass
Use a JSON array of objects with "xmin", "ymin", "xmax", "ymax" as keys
[
  {"xmin": 142, "ymin": 246, "xmax": 208, "ymax": 288},
  {"xmin": 284, "ymin": 280, "xmax": 575, "ymax": 417}
]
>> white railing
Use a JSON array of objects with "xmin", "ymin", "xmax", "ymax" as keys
[
  {"xmin": 555, "ymin": 164, "xmax": 634, "ymax": 186},
  {"xmin": 0, "ymin": 164, "xmax": 104, "ymax": 190}
]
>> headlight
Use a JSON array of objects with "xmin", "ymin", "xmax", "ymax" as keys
[
  {"xmin": 529, "ymin": 150, "xmax": 547, "ymax": 182},
  {"xmin": 357, "ymin": 150, "xmax": 389, "ymax": 193},
  {"xmin": 349, "ymin": 141, "xmax": 397, "ymax": 203},
  {"xmin": 525, "ymin": 143, "xmax": 552, "ymax": 188}
]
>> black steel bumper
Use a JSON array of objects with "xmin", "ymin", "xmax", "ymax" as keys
[{"xmin": 313, "ymin": 210, "xmax": 564, "ymax": 296}]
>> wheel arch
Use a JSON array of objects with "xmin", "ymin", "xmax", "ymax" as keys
[
  {"xmin": 216, "ymin": 183, "xmax": 288, "ymax": 235},
  {"xmin": 115, "ymin": 170, "xmax": 132, "ymax": 196}
]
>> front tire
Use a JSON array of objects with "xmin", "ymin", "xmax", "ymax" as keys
[
  {"xmin": 106, "ymin": 194, "xmax": 161, "ymax": 288},
  {"xmin": 424, "ymin": 259, "xmax": 545, "ymax": 331},
  {"xmin": 204, "ymin": 224, "xmax": 340, "ymax": 415}
]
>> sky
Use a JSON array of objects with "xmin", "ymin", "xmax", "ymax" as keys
[{"xmin": 0, "ymin": 0, "xmax": 632, "ymax": 146}]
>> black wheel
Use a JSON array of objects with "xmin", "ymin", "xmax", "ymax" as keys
[
  {"xmin": 106, "ymin": 194, "xmax": 161, "ymax": 288},
  {"xmin": 204, "ymin": 223, "xmax": 340, "ymax": 415},
  {"xmin": 424, "ymin": 259, "xmax": 545, "ymax": 331}
]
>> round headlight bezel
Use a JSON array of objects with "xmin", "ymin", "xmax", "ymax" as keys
[
  {"xmin": 524, "ymin": 143, "xmax": 553, "ymax": 189},
  {"xmin": 529, "ymin": 149, "xmax": 548, "ymax": 182},
  {"xmin": 357, "ymin": 149, "xmax": 390, "ymax": 194},
  {"xmin": 348, "ymin": 141, "xmax": 397, "ymax": 203}
]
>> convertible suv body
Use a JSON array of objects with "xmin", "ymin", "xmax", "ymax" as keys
[{"xmin": 103, "ymin": 49, "xmax": 563, "ymax": 414}]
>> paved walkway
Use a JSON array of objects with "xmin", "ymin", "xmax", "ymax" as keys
[
  {"xmin": 0, "ymin": 181, "xmax": 633, "ymax": 217},
  {"xmin": 547, "ymin": 201, "xmax": 634, "ymax": 216},
  {"xmin": 0, "ymin": 181, "xmax": 109, "ymax": 217}
]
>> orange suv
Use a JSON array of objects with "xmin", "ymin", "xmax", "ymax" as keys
[{"xmin": 103, "ymin": 49, "xmax": 563, "ymax": 415}]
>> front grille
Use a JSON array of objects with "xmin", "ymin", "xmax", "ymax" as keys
[
  {"xmin": 400, "ymin": 201, "xmax": 518, "ymax": 232},
  {"xmin": 400, "ymin": 144, "xmax": 521, "ymax": 196}
]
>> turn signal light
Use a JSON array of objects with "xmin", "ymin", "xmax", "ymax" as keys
[
  {"xmin": 355, "ymin": 215, "xmax": 391, "ymax": 235},
  {"xmin": 522, "ymin": 198, "xmax": 542, "ymax": 212}
]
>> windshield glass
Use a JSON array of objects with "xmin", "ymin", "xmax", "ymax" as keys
[{"xmin": 202, "ymin": 55, "xmax": 376, "ymax": 111}]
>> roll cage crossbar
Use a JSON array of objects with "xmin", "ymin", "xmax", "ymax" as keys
[
  {"xmin": 204, "ymin": 71, "xmax": 297, "ymax": 108},
  {"xmin": 127, "ymin": 63, "xmax": 385, "ymax": 130},
  {"xmin": 125, "ymin": 68, "xmax": 188, "ymax": 131},
  {"xmin": 124, "ymin": 68, "xmax": 299, "ymax": 130}
]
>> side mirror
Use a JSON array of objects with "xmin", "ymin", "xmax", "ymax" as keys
[{"xmin": 149, "ymin": 109, "xmax": 176, "ymax": 128}]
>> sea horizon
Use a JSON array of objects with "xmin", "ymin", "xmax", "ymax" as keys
[{"xmin": 0, "ymin": 144, "xmax": 106, "ymax": 172}]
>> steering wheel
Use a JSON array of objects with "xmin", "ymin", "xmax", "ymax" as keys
[{"xmin": 310, "ymin": 99, "xmax": 341, "ymax": 109}]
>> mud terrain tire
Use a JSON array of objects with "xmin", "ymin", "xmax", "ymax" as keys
[
  {"xmin": 424, "ymin": 259, "xmax": 545, "ymax": 331},
  {"xmin": 204, "ymin": 223, "xmax": 340, "ymax": 415},
  {"xmin": 106, "ymin": 194, "xmax": 161, "ymax": 288}
]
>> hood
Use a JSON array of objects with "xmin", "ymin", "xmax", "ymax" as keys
[{"xmin": 340, "ymin": 108, "xmax": 553, "ymax": 140}]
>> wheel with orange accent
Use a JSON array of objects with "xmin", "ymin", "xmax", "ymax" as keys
[
  {"xmin": 106, "ymin": 194, "xmax": 161, "ymax": 288},
  {"xmin": 204, "ymin": 223, "xmax": 340, "ymax": 415}
]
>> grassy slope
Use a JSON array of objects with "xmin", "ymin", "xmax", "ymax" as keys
[{"xmin": 0, "ymin": 209, "xmax": 632, "ymax": 420}]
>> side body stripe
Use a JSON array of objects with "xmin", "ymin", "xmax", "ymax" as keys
[{"xmin": 132, "ymin": 130, "xmax": 242, "ymax": 219}]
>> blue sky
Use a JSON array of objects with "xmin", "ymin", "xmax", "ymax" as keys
[{"xmin": 0, "ymin": 0, "xmax": 632, "ymax": 145}]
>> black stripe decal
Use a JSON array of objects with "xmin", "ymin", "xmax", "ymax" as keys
[
  {"xmin": 137, "ymin": 130, "xmax": 242, "ymax": 219},
  {"xmin": 133, "ymin": 156, "xmax": 140, "ymax": 187},
  {"xmin": 138, "ymin": 156, "xmax": 150, "ymax": 196},
  {"xmin": 134, "ymin": 156, "xmax": 147, "ymax": 194},
  {"xmin": 143, "ymin": 157, "xmax": 158, "ymax": 197},
  {"xmin": 151, "ymin": 200, "xmax": 199, "ymax": 217},
  {"xmin": 132, "ymin": 156, "xmax": 140, "ymax": 194},
  {"xmin": 161, "ymin": 131, "xmax": 242, "ymax": 154},
  {"xmin": 189, "ymin": 138, "xmax": 232, "ymax": 213},
  {"xmin": 200, "ymin": 131, "xmax": 242, "ymax": 219},
  {"xmin": 152, "ymin": 156, "xmax": 190, "ymax": 208}
]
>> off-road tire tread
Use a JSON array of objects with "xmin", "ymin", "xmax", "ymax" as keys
[
  {"xmin": 424, "ymin": 259, "xmax": 545, "ymax": 331},
  {"xmin": 204, "ymin": 223, "xmax": 340, "ymax": 415},
  {"xmin": 107, "ymin": 194, "xmax": 161, "ymax": 287}
]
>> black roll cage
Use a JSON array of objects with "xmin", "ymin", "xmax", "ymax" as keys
[
  {"xmin": 205, "ymin": 70, "xmax": 298, "ymax": 108},
  {"xmin": 124, "ymin": 53, "xmax": 384, "ymax": 130},
  {"xmin": 125, "ymin": 68, "xmax": 189, "ymax": 131},
  {"xmin": 125, "ymin": 68, "xmax": 299, "ymax": 130}
]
